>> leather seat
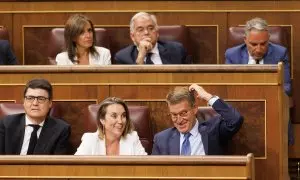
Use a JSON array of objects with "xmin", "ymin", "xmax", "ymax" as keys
[
  {"xmin": 47, "ymin": 28, "xmax": 109, "ymax": 64},
  {"xmin": 0, "ymin": 103, "xmax": 62, "ymax": 119},
  {"xmin": 85, "ymin": 104, "xmax": 153, "ymax": 154},
  {"xmin": 228, "ymin": 26, "xmax": 289, "ymax": 48}
]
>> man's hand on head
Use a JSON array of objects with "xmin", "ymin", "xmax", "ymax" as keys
[{"xmin": 189, "ymin": 84, "xmax": 213, "ymax": 102}]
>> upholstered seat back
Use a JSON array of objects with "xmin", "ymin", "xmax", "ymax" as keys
[
  {"xmin": 47, "ymin": 28, "xmax": 109, "ymax": 64},
  {"xmin": 196, "ymin": 106, "xmax": 218, "ymax": 121},
  {"xmin": 0, "ymin": 103, "xmax": 62, "ymax": 119},
  {"xmin": 85, "ymin": 104, "xmax": 153, "ymax": 154},
  {"xmin": 228, "ymin": 26, "xmax": 289, "ymax": 48}
]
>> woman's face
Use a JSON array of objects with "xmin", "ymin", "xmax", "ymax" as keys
[
  {"xmin": 101, "ymin": 104, "xmax": 127, "ymax": 139},
  {"xmin": 74, "ymin": 22, "xmax": 93, "ymax": 49}
]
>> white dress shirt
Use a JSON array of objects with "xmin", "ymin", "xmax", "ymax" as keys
[
  {"xmin": 248, "ymin": 53, "xmax": 264, "ymax": 64},
  {"xmin": 75, "ymin": 131, "xmax": 147, "ymax": 155},
  {"xmin": 55, "ymin": 46, "xmax": 111, "ymax": 65},
  {"xmin": 20, "ymin": 115, "xmax": 45, "ymax": 155},
  {"xmin": 143, "ymin": 43, "xmax": 163, "ymax": 64}
]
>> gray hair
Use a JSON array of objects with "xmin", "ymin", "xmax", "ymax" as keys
[
  {"xmin": 130, "ymin": 12, "xmax": 158, "ymax": 33},
  {"xmin": 245, "ymin": 17, "xmax": 269, "ymax": 37}
]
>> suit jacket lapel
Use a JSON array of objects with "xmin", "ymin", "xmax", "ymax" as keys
[
  {"xmin": 158, "ymin": 42, "xmax": 171, "ymax": 64},
  {"xmin": 34, "ymin": 117, "xmax": 55, "ymax": 154},
  {"xmin": 131, "ymin": 46, "xmax": 139, "ymax": 64},
  {"xmin": 12, "ymin": 115, "xmax": 25, "ymax": 154},
  {"xmin": 198, "ymin": 121, "xmax": 208, "ymax": 155},
  {"xmin": 241, "ymin": 47, "xmax": 249, "ymax": 64},
  {"xmin": 168, "ymin": 129, "xmax": 180, "ymax": 155},
  {"xmin": 263, "ymin": 44, "xmax": 273, "ymax": 64}
]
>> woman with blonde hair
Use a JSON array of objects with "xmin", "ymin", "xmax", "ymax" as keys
[
  {"xmin": 56, "ymin": 14, "xmax": 111, "ymax": 65},
  {"xmin": 75, "ymin": 97, "xmax": 147, "ymax": 155}
]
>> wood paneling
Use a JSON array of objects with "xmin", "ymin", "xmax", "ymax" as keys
[
  {"xmin": 0, "ymin": 154, "xmax": 254, "ymax": 179},
  {"xmin": 0, "ymin": 65, "xmax": 288, "ymax": 180}
]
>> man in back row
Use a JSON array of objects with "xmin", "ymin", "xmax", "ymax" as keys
[
  {"xmin": 225, "ymin": 17, "xmax": 291, "ymax": 96},
  {"xmin": 225, "ymin": 17, "xmax": 293, "ymax": 145},
  {"xmin": 115, "ymin": 12, "xmax": 187, "ymax": 64},
  {"xmin": 0, "ymin": 78, "xmax": 71, "ymax": 155}
]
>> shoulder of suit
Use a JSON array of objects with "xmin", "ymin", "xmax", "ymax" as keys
[
  {"xmin": 95, "ymin": 46, "xmax": 110, "ymax": 54},
  {"xmin": 158, "ymin": 40, "xmax": 183, "ymax": 47},
  {"xmin": 268, "ymin": 42, "xmax": 287, "ymax": 52},
  {"xmin": 48, "ymin": 116, "xmax": 70, "ymax": 127},
  {"xmin": 81, "ymin": 131, "xmax": 98, "ymax": 140},
  {"xmin": 124, "ymin": 130, "xmax": 139, "ymax": 140},
  {"xmin": 1, "ymin": 113, "xmax": 25, "ymax": 125},
  {"xmin": 226, "ymin": 44, "xmax": 247, "ymax": 53},
  {"xmin": 115, "ymin": 45, "xmax": 135, "ymax": 55},
  {"xmin": 154, "ymin": 127, "xmax": 176, "ymax": 138}
]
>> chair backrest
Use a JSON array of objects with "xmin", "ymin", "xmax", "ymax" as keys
[
  {"xmin": 85, "ymin": 104, "xmax": 153, "ymax": 154},
  {"xmin": 47, "ymin": 28, "xmax": 109, "ymax": 64},
  {"xmin": 228, "ymin": 26, "xmax": 289, "ymax": 48},
  {"xmin": 196, "ymin": 106, "xmax": 218, "ymax": 121},
  {"xmin": 0, "ymin": 27, "xmax": 9, "ymax": 41},
  {"xmin": 158, "ymin": 25, "xmax": 191, "ymax": 63},
  {"xmin": 0, "ymin": 103, "xmax": 62, "ymax": 119}
]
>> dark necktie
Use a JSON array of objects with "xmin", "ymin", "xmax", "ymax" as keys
[
  {"xmin": 27, "ymin": 124, "xmax": 40, "ymax": 155},
  {"xmin": 181, "ymin": 132, "xmax": 192, "ymax": 155},
  {"xmin": 145, "ymin": 53, "xmax": 153, "ymax": 64},
  {"xmin": 256, "ymin": 59, "xmax": 260, "ymax": 64}
]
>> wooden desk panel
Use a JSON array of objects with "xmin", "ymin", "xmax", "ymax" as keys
[
  {"xmin": 0, "ymin": 65, "xmax": 287, "ymax": 180},
  {"xmin": 0, "ymin": 154, "xmax": 254, "ymax": 179}
]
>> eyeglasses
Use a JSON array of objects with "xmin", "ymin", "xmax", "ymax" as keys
[
  {"xmin": 24, "ymin": 96, "xmax": 49, "ymax": 104},
  {"xmin": 169, "ymin": 109, "xmax": 193, "ymax": 121},
  {"xmin": 135, "ymin": 25, "xmax": 157, "ymax": 34}
]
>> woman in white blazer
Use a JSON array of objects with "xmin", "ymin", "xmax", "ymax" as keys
[
  {"xmin": 56, "ymin": 14, "xmax": 111, "ymax": 65},
  {"xmin": 75, "ymin": 97, "xmax": 147, "ymax": 155}
]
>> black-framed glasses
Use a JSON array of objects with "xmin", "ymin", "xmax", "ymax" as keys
[{"xmin": 24, "ymin": 96, "xmax": 49, "ymax": 104}]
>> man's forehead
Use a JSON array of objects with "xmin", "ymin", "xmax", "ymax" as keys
[{"xmin": 134, "ymin": 17, "xmax": 154, "ymax": 27}]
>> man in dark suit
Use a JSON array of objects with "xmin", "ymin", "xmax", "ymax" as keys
[
  {"xmin": 0, "ymin": 40, "xmax": 18, "ymax": 65},
  {"xmin": 152, "ymin": 84, "xmax": 243, "ymax": 155},
  {"xmin": 225, "ymin": 17, "xmax": 294, "ymax": 145},
  {"xmin": 115, "ymin": 12, "xmax": 187, "ymax": 64},
  {"xmin": 0, "ymin": 78, "xmax": 71, "ymax": 155}
]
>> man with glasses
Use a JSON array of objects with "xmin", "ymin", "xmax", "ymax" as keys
[
  {"xmin": 115, "ymin": 12, "xmax": 187, "ymax": 64},
  {"xmin": 152, "ymin": 84, "xmax": 243, "ymax": 155},
  {"xmin": 0, "ymin": 78, "xmax": 71, "ymax": 155}
]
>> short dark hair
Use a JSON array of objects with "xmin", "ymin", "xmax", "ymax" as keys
[
  {"xmin": 24, "ymin": 78, "xmax": 53, "ymax": 100},
  {"xmin": 166, "ymin": 86, "xmax": 195, "ymax": 108},
  {"xmin": 96, "ymin": 97, "xmax": 133, "ymax": 139}
]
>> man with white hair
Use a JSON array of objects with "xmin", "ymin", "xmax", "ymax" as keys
[
  {"xmin": 225, "ymin": 17, "xmax": 293, "ymax": 145},
  {"xmin": 225, "ymin": 17, "xmax": 291, "ymax": 96},
  {"xmin": 115, "ymin": 12, "xmax": 187, "ymax": 64}
]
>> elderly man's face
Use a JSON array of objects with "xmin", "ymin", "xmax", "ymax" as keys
[
  {"xmin": 130, "ymin": 17, "xmax": 159, "ymax": 47},
  {"xmin": 244, "ymin": 30, "xmax": 269, "ymax": 60}
]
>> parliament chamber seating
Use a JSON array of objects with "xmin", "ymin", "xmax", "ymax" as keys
[
  {"xmin": 45, "ymin": 25, "xmax": 191, "ymax": 64},
  {"xmin": 47, "ymin": 28, "xmax": 109, "ymax": 64},
  {"xmin": 228, "ymin": 26, "xmax": 289, "ymax": 48},
  {"xmin": 85, "ymin": 104, "xmax": 153, "ymax": 154}
]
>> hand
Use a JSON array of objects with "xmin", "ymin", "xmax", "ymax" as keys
[
  {"xmin": 189, "ymin": 84, "xmax": 213, "ymax": 102},
  {"xmin": 136, "ymin": 38, "xmax": 153, "ymax": 64}
]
